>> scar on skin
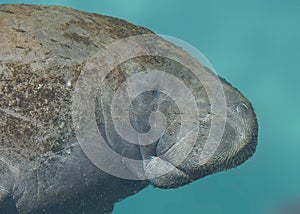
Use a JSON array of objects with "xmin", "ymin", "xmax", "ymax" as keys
[{"xmin": 0, "ymin": 107, "xmax": 44, "ymax": 128}]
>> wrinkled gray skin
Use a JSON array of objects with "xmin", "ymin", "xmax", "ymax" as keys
[{"xmin": 0, "ymin": 4, "xmax": 258, "ymax": 214}]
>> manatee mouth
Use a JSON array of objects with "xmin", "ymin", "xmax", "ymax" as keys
[
  {"xmin": 142, "ymin": 154, "xmax": 191, "ymax": 188},
  {"xmin": 145, "ymin": 119, "xmax": 258, "ymax": 189}
]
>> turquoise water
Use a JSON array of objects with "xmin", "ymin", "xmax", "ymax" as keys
[{"xmin": 1, "ymin": 0, "xmax": 299, "ymax": 213}]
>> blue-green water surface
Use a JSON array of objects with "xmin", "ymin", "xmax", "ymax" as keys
[{"xmin": 1, "ymin": 1, "xmax": 299, "ymax": 213}]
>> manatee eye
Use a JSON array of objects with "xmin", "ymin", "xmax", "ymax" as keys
[{"xmin": 236, "ymin": 101, "xmax": 249, "ymax": 114}]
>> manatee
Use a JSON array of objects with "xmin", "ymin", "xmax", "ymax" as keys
[{"xmin": 0, "ymin": 4, "xmax": 258, "ymax": 214}]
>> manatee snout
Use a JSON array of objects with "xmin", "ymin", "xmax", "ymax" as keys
[{"xmin": 142, "ymin": 75, "xmax": 258, "ymax": 188}]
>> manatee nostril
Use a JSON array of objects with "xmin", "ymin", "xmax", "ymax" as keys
[{"xmin": 236, "ymin": 101, "xmax": 249, "ymax": 114}]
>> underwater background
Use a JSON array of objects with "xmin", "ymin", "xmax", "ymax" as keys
[{"xmin": 1, "ymin": 0, "xmax": 299, "ymax": 214}]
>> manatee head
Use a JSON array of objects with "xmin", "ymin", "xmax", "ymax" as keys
[
  {"xmin": 84, "ymin": 41, "xmax": 259, "ymax": 188},
  {"xmin": 71, "ymin": 32, "xmax": 259, "ymax": 189},
  {"xmin": 0, "ymin": 4, "xmax": 258, "ymax": 213}
]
